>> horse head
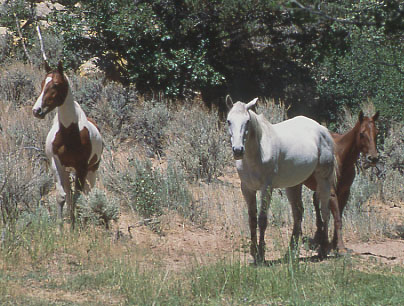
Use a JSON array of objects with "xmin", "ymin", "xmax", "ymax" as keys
[
  {"xmin": 357, "ymin": 110, "xmax": 380, "ymax": 166},
  {"xmin": 226, "ymin": 96, "xmax": 258, "ymax": 160},
  {"xmin": 32, "ymin": 61, "xmax": 69, "ymax": 119}
]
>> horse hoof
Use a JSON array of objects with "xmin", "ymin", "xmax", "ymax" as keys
[
  {"xmin": 318, "ymin": 247, "xmax": 330, "ymax": 259},
  {"xmin": 336, "ymin": 247, "xmax": 349, "ymax": 256},
  {"xmin": 303, "ymin": 236, "xmax": 320, "ymax": 251}
]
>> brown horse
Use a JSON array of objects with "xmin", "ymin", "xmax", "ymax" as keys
[{"xmin": 304, "ymin": 110, "xmax": 379, "ymax": 253}]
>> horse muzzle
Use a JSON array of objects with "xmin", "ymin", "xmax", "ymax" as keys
[
  {"xmin": 365, "ymin": 154, "xmax": 379, "ymax": 167},
  {"xmin": 232, "ymin": 146, "xmax": 244, "ymax": 160},
  {"xmin": 32, "ymin": 107, "xmax": 47, "ymax": 119}
]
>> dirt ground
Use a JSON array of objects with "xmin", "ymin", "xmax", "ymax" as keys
[{"xmin": 114, "ymin": 198, "xmax": 404, "ymax": 270}]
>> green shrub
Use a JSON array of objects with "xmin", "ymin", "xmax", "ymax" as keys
[
  {"xmin": 70, "ymin": 76, "xmax": 170, "ymax": 155},
  {"xmin": 0, "ymin": 148, "xmax": 52, "ymax": 227},
  {"xmin": 0, "ymin": 62, "xmax": 39, "ymax": 106},
  {"xmin": 103, "ymin": 153, "xmax": 192, "ymax": 222},
  {"xmin": 0, "ymin": 98, "xmax": 52, "ymax": 230},
  {"xmin": 76, "ymin": 188, "xmax": 120, "ymax": 229},
  {"xmin": 0, "ymin": 206, "xmax": 57, "ymax": 267},
  {"xmin": 0, "ymin": 29, "xmax": 11, "ymax": 64},
  {"xmin": 70, "ymin": 76, "xmax": 138, "ymax": 140},
  {"xmin": 374, "ymin": 121, "xmax": 404, "ymax": 203},
  {"xmin": 256, "ymin": 98, "xmax": 289, "ymax": 124},
  {"xmin": 166, "ymin": 106, "xmax": 231, "ymax": 182},
  {"xmin": 131, "ymin": 101, "xmax": 171, "ymax": 156}
]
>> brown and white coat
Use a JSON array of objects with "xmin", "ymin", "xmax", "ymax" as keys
[{"xmin": 32, "ymin": 61, "xmax": 103, "ymax": 227}]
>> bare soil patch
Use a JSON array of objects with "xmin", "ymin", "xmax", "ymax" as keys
[{"xmin": 115, "ymin": 198, "xmax": 404, "ymax": 269}]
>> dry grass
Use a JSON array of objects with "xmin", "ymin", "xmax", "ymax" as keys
[{"xmin": 2, "ymin": 64, "xmax": 404, "ymax": 304}]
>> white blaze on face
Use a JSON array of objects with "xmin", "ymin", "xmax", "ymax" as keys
[
  {"xmin": 32, "ymin": 76, "xmax": 52, "ymax": 114},
  {"xmin": 227, "ymin": 111, "xmax": 250, "ymax": 159}
]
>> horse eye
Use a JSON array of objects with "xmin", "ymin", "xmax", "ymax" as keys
[{"xmin": 227, "ymin": 120, "xmax": 231, "ymax": 126}]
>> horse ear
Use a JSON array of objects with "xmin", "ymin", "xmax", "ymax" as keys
[
  {"xmin": 358, "ymin": 110, "xmax": 364, "ymax": 123},
  {"xmin": 246, "ymin": 98, "xmax": 258, "ymax": 112},
  {"xmin": 225, "ymin": 95, "xmax": 233, "ymax": 110},
  {"xmin": 372, "ymin": 111, "xmax": 380, "ymax": 121},
  {"xmin": 57, "ymin": 61, "xmax": 64, "ymax": 74},
  {"xmin": 44, "ymin": 61, "xmax": 52, "ymax": 73}
]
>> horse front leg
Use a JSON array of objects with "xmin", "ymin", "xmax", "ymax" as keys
[
  {"xmin": 332, "ymin": 190, "xmax": 349, "ymax": 253},
  {"xmin": 50, "ymin": 158, "xmax": 71, "ymax": 231},
  {"xmin": 286, "ymin": 185, "xmax": 303, "ymax": 257},
  {"xmin": 258, "ymin": 185, "xmax": 272, "ymax": 264},
  {"xmin": 241, "ymin": 183, "xmax": 258, "ymax": 263}
]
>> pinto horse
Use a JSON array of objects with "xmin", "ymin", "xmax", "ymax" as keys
[
  {"xmin": 305, "ymin": 111, "xmax": 379, "ymax": 253},
  {"xmin": 226, "ymin": 97, "xmax": 336, "ymax": 263},
  {"xmin": 32, "ymin": 61, "xmax": 103, "ymax": 228}
]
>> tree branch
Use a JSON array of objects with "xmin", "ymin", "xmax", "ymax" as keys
[
  {"xmin": 36, "ymin": 23, "xmax": 47, "ymax": 62},
  {"xmin": 14, "ymin": 14, "xmax": 32, "ymax": 65},
  {"xmin": 290, "ymin": 0, "xmax": 378, "ymax": 26}
]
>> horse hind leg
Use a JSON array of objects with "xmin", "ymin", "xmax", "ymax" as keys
[
  {"xmin": 50, "ymin": 158, "xmax": 71, "ymax": 231},
  {"xmin": 313, "ymin": 191, "xmax": 342, "ymax": 252},
  {"xmin": 315, "ymin": 175, "xmax": 332, "ymax": 258},
  {"xmin": 71, "ymin": 169, "xmax": 89, "ymax": 229},
  {"xmin": 311, "ymin": 191, "xmax": 322, "ymax": 248},
  {"xmin": 83, "ymin": 170, "xmax": 97, "ymax": 193},
  {"xmin": 285, "ymin": 185, "xmax": 304, "ymax": 258}
]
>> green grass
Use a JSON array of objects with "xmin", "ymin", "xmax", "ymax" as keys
[{"xmin": 2, "ymin": 234, "xmax": 404, "ymax": 306}]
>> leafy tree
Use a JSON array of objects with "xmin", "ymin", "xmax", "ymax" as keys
[{"xmin": 3, "ymin": 0, "xmax": 404, "ymax": 122}]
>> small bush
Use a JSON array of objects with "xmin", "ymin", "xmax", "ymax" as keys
[
  {"xmin": 125, "ymin": 159, "xmax": 164, "ymax": 218},
  {"xmin": 0, "ymin": 62, "xmax": 39, "ymax": 106},
  {"xmin": 382, "ymin": 122, "xmax": 404, "ymax": 174},
  {"xmin": 0, "ymin": 149, "xmax": 52, "ymax": 227},
  {"xmin": 64, "ymin": 76, "xmax": 139, "ymax": 143},
  {"xmin": 0, "ymin": 99, "xmax": 52, "ymax": 229},
  {"xmin": 130, "ymin": 101, "xmax": 171, "ymax": 156},
  {"xmin": 103, "ymin": 153, "xmax": 192, "ymax": 223},
  {"xmin": 76, "ymin": 188, "xmax": 120, "ymax": 229},
  {"xmin": 70, "ymin": 76, "xmax": 171, "ymax": 155},
  {"xmin": 372, "ymin": 121, "xmax": 404, "ymax": 203},
  {"xmin": 256, "ymin": 98, "xmax": 289, "ymax": 124},
  {"xmin": 0, "ymin": 30, "xmax": 11, "ymax": 64},
  {"xmin": 166, "ymin": 106, "xmax": 231, "ymax": 182},
  {"xmin": 0, "ymin": 206, "xmax": 57, "ymax": 267}
]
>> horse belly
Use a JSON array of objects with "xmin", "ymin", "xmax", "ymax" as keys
[{"xmin": 272, "ymin": 161, "xmax": 317, "ymax": 188}]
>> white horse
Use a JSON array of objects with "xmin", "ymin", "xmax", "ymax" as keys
[
  {"xmin": 226, "ymin": 96, "xmax": 335, "ymax": 263},
  {"xmin": 32, "ymin": 61, "xmax": 103, "ymax": 228}
]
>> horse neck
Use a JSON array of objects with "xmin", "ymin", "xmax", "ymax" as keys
[
  {"xmin": 244, "ymin": 111, "xmax": 264, "ymax": 159},
  {"xmin": 57, "ymin": 87, "xmax": 79, "ymax": 128},
  {"xmin": 338, "ymin": 122, "xmax": 361, "ymax": 167}
]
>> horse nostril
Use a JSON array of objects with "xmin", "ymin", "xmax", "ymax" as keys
[
  {"xmin": 33, "ymin": 108, "xmax": 45, "ymax": 119},
  {"xmin": 367, "ymin": 155, "xmax": 378, "ymax": 163},
  {"xmin": 233, "ymin": 146, "xmax": 244, "ymax": 155}
]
